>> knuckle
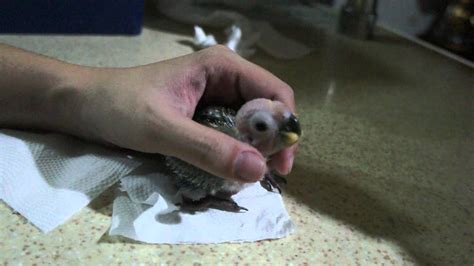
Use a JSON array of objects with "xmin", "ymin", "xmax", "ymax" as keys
[
  {"xmin": 200, "ymin": 45, "xmax": 238, "ymax": 65},
  {"xmin": 280, "ymin": 83, "xmax": 294, "ymax": 100},
  {"xmin": 285, "ymin": 86, "xmax": 295, "ymax": 98},
  {"xmin": 211, "ymin": 44, "xmax": 233, "ymax": 53},
  {"xmin": 188, "ymin": 131, "xmax": 223, "ymax": 164},
  {"xmin": 195, "ymin": 132, "xmax": 241, "ymax": 174},
  {"xmin": 272, "ymin": 83, "xmax": 295, "ymax": 111}
]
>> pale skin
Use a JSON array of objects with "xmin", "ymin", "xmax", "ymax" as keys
[{"xmin": 0, "ymin": 44, "xmax": 297, "ymax": 183}]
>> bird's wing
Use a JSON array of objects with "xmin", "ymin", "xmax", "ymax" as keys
[{"xmin": 166, "ymin": 106, "xmax": 240, "ymax": 194}]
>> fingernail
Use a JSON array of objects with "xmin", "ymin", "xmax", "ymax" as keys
[{"xmin": 234, "ymin": 151, "xmax": 266, "ymax": 182}]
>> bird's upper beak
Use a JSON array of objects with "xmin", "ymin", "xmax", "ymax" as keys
[{"xmin": 280, "ymin": 113, "xmax": 302, "ymax": 146}]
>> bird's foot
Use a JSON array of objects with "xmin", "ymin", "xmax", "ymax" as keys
[
  {"xmin": 178, "ymin": 196, "xmax": 248, "ymax": 213},
  {"xmin": 260, "ymin": 172, "xmax": 287, "ymax": 194}
]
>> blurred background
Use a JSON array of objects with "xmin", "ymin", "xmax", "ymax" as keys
[{"xmin": 0, "ymin": 0, "xmax": 472, "ymax": 63}]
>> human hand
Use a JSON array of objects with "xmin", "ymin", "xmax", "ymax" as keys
[{"xmin": 60, "ymin": 46, "xmax": 296, "ymax": 183}]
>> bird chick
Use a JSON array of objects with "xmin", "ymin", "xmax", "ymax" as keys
[
  {"xmin": 235, "ymin": 98, "xmax": 300, "ymax": 157},
  {"xmin": 166, "ymin": 98, "xmax": 301, "ymax": 212}
]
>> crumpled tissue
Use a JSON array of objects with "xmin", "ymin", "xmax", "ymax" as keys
[
  {"xmin": 109, "ymin": 160, "xmax": 295, "ymax": 244},
  {"xmin": 1, "ymin": 131, "xmax": 296, "ymax": 243},
  {"xmin": 0, "ymin": 130, "xmax": 140, "ymax": 233},
  {"xmin": 156, "ymin": 0, "xmax": 315, "ymax": 59}
]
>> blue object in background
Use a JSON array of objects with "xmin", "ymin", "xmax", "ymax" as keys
[{"xmin": 0, "ymin": 0, "xmax": 144, "ymax": 35}]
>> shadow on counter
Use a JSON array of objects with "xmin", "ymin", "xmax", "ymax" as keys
[{"xmin": 250, "ymin": 35, "xmax": 473, "ymax": 265}]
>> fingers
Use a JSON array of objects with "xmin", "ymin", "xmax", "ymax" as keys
[
  {"xmin": 198, "ymin": 46, "xmax": 296, "ymax": 113},
  {"xmin": 231, "ymin": 54, "xmax": 298, "ymax": 174},
  {"xmin": 234, "ymin": 59, "xmax": 296, "ymax": 113},
  {"xmin": 267, "ymin": 145, "xmax": 297, "ymax": 175},
  {"xmin": 190, "ymin": 46, "xmax": 298, "ymax": 176},
  {"xmin": 161, "ymin": 117, "xmax": 266, "ymax": 183}
]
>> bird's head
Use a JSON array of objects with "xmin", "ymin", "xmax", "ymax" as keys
[{"xmin": 235, "ymin": 98, "xmax": 301, "ymax": 156}]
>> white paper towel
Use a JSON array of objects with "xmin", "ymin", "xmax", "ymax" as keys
[
  {"xmin": 193, "ymin": 25, "xmax": 257, "ymax": 58},
  {"xmin": 156, "ymin": 0, "xmax": 313, "ymax": 59},
  {"xmin": 110, "ymin": 161, "xmax": 295, "ymax": 244},
  {"xmin": 1, "ymin": 130, "xmax": 295, "ymax": 243},
  {"xmin": 0, "ymin": 130, "xmax": 140, "ymax": 232}
]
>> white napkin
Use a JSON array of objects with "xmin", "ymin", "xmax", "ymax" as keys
[
  {"xmin": 109, "ymin": 160, "xmax": 295, "ymax": 244},
  {"xmin": 0, "ymin": 130, "xmax": 140, "ymax": 232},
  {"xmin": 156, "ymin": 0, "xmax": 314, "ymax": 59},
  {"xmin": 0, "ymin": 130, "xmax": 295, "ymax": 243}
]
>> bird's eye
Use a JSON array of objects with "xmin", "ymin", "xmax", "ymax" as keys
[{"xmin": 255, "ymin": 122, "xmax": 268, "ymax": 132}]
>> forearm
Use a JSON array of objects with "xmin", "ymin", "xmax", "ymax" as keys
[
  {"xmin": 0, "ymin": 44, "xmax": 296, "ymax": 179},
  {"xmin": 0, "ymin": 44, "xmax": 93, "ymax": 133}
]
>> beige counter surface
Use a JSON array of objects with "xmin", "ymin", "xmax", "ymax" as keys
[{"xmin": 1, "ymin": 17, "xmax": 473, "ymax": 265}]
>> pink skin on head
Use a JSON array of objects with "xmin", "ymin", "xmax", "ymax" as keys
[{"xmin": 235, "ymin": 98, "xmax": 294, "ymax": 157}]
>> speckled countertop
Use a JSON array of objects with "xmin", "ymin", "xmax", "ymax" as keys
[{"xmin": 1, "ymin": 16, "xmax": 473, "ymax": 265}]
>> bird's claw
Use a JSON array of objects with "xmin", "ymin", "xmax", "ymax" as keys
[
  {"xmin": 239, "ymin": 206, "xmax": 249, "ymax": 212},
  {"xmin": 261, "ymin": 173, "xmax": 287, "ymax": 193},
  {"xmin": 178, "ymin": 195, "xmax": 248, "ymax": 213}
]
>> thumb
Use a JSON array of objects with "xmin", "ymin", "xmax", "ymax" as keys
[{"xmin": 164, "ymin": 119, "xmax": 266, "ymax": 183}]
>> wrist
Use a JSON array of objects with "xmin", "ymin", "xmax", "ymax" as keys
[
  {"xmin": 0, "ymin": 44, "xmax": 111, "ymax": 140},
  {"xmin": 45, "ymin": 65, "xmax": 102, "ymax": 137}
]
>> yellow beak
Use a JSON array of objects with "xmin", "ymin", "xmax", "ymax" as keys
[{"xmin": 281, "ymin": 132, "xmax": 299, "ymax": 146}]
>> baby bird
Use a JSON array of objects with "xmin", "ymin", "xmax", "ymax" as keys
[{"xmin": 166, "ymin": 98, "xmax": 301, "ymax": 212}]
